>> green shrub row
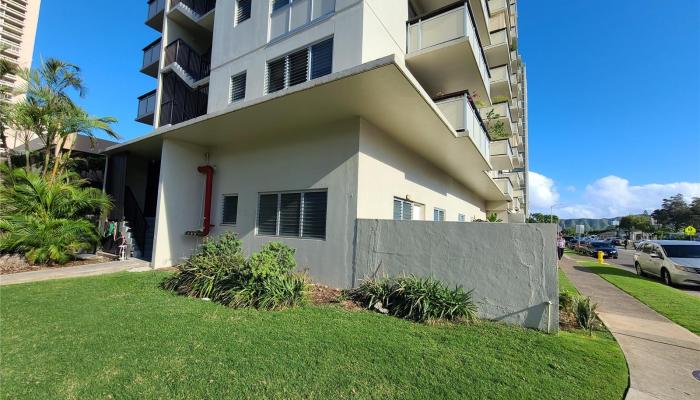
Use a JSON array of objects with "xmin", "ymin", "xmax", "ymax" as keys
[
  {"xmin": 348, "ymin": 275, "xmax": 478, "ymax": 323},
  {"xmin": 163, "ymin": 233, "xmax": 307, "ymax": 310}
]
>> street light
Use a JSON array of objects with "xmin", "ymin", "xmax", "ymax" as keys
[{"xmin": 549, "ymin": 204, "xmax": 568, "ymax": 224}]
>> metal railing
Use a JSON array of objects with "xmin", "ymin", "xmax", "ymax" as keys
[
  {"xmin": 171, "ymin": 0, "xmax": 216, "ymax": 16},
  {"xmin": 142, "ymin": 39, "xmax": 161, "ymax": 69},
  {"xmin": 164, "ymin": 39, "xmax": 211, "ymax": 81},
  {"xmin": 147, "ymin": 0, "xmax": 166, "ymax": 20},
  {"xmin": 124, "ymin": 186, "xmax": 149, "ymax": 254},
  {"xmin": 435, "ymin": 93, "xmax": 491, "ymax": 161},
  {"xmin": 159, "ymin": 72, "xmax": 209, "ymax": 126}
]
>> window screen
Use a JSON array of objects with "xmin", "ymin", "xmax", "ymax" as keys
[
  {"xmin": 221, "ymin": 195, "xmax": 238, "ymax": 225},
  {"xmin": 230, "ymin": 72, "xmax": 246, "ymax": 103}
]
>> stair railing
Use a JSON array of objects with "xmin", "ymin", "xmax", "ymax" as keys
[
  {"xmin": 163, "ymin": 39, "xmax": 212, "ymax": 82},
  {"xmin": 124, "ymin": 186, "xmax": 149, "ymax": 254}
]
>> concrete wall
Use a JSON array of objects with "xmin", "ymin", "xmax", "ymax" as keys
[
  {"xmin": 353, "ymin": 220, "xmax": 558, "ymax": 332},
  {"xmin": 357, "ymin": 119, "xmax": 487, "ymax": 222}
]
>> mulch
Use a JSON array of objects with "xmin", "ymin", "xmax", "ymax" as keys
[
  {"xmin": 308, "ymin": 284, "xmax": 363, "ymax": 311},
  {"xmin": 0, "ymin": 254, "xmax": 112, "ymax": 275}
]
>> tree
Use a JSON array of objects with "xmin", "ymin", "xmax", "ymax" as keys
[
  {"xmin": 651, "ymin": 194, "xmax": 691, "ymax": 231},
  {"xmin": 527, "ymin": 213, "xmax": 559, "ymax": 223},
  {"xmin": 690, "ymin": 197, "xmax": 700, "ymax": 229},
  {"xmin": 0, "ymin": 44, "xmax": 17, "ymax": 168}
]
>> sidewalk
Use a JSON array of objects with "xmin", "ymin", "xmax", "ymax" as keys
[
  {"xmin": 560, "ymin": 256, "xmax": 700, "ymax": 400},
  {"xmin": 0, "ymin": 259, "xmax": 151, "ymax": 286}
]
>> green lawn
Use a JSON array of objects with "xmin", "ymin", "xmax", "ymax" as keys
[
  {"xmin": 581, "ymin": 261, "xmax": 700, "ymax": 335},
  {"xmin": 558, "ymin": 268, "xmax": 580, "ymax": 294},
  {"xmin": 0, "ymin": 272, "xmax": 628, "ymax": 400}
]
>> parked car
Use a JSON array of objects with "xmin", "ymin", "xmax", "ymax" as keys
[
  {"xmin": 634, "ymin": 240, "xmax": 700, "ymax": 286},
  {"xmin": 584, "ymin": 241, "xmax": 619, "ymax": 259},
  {"xmin": 611, "ymin": 238, "xmax": 623, "ymax": 246}
]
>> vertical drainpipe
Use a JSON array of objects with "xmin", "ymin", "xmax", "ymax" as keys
[{"xmin": 197, "ymin": 165, "xmax": 214, "ymax": 236}]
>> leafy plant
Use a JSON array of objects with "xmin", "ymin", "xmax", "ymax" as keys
[
  {"xmin": 349, "ymin": 275, "xmax": 478, "ymax": 323},
  {"xmin": 486, "ymin": 213, "xmax": 503, "ymax": 223},
  {"xmin": 559, "ymin": 291, "xmax": 575, "ymax": 312},
  {"xmin": 0, "ymin": 166, "xmax": 111, "ymax": 264},
  {"xmin": 485, "ymin": 109, "xmax": 509, "ymax": 139},
  {"xmin": 573, "ymin": 295, "xmax": 599, "ymax": 335},
  {"xmin": 163, "ymin": 235, "xmax": 308, "ymax": 310}
]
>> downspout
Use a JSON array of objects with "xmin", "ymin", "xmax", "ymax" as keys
[{"xmin": 197, "ymin": 165, "xmax": 214, "ymax": 236}]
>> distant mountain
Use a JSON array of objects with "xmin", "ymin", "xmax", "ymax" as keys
[{"xmin": 559, "ymin": 218, "xmax": 621, "ymax": 231}]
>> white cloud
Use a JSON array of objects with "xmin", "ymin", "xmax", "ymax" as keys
[
  {"xmin": 528, "ymin": 171, "xmax": 560, "ymax": 209},
  {"xmin": 529, "ymin": 172, "xmax": 700, "ymax": 219},
  {"xmin": 565, "ymin": 185, "xmax": 576, "ymax": 192}
]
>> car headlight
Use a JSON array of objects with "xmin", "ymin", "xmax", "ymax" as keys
[{"xmin": 673, "ymin": 263, "xmax": 697, "ymax": 273}]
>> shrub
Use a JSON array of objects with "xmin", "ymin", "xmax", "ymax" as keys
[
  {"xmin": 573, "ymin": 295, "xmax": 599, "ymax": 335},
  {"xmin": 349, "ymin": 275, "xmax": 478, "ymax": 323},
  {"xmin": 559, "ymin": 290, "xmax": 575, "ymax": 312},
  {"xmin": 163, "ymin": 236, "xmax": 308, "ymax": 310}
]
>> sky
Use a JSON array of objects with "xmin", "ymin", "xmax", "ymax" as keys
[{"xmin": 31, "ymin": 0, "xmax": 700, "ymax": 220}]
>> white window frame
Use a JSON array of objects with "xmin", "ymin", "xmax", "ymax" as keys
[
  {"xmin": 394, "ymin": 197, "xmax": 424, "ymax": 221},
  {"xmin": 255, "ymin": 189, "xmax": 328, "ymax": 240},
  {"xmin": 458, "ymin": 213, "xmax": 466, "ymax": 222},
  {"xmin": 433, "ymin": 208, "xmax": 446, "ymax": 222},
  {"xmin": 221, "ymin": 194, "xmax": 239, "ymax": 226},
  {"xmin": 268, "ymin": 0, "xmax": 336, "ymax": 42}
]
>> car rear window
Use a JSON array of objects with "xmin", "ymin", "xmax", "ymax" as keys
[
  {"xmin": 661, "ymin": 245, "xmax": 700, "ymax": 258},
  {"xmin": 591, "ymin": 242, "xmax": 609, "ymax": 247}
]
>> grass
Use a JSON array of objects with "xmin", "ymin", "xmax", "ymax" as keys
[
  {"xmin": 558, "ymin": 268, "xmax": 580, "ymax": 294},
  {"xmin": 0, "ymin": 272, "xmax": 628, "ymax": 400},
  {"xmin": 580, "ymin": 260, "xmax": 700, "ymax": 335}
]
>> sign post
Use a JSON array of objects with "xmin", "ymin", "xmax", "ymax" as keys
[{"xmin": 684, "ymin": 226, "xmax": 696, "ymax": 240}]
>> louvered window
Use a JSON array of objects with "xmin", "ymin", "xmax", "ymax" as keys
[
  {"xmin": 230, "ymin": 72, "xmax": 246, "ymax": 103},
  {"xmin": 458, "ymin": 214, "xmax": 466, "ymax": 222},
  {"xmin": 221, "ymin": 195, "xmax": 238, "ymax": 225},
  {"xmin": 236, "ymin": 0, "xmax": 251, "ymax": 24},
  {"xmin": 394, "ymin": 198, "xmax": 421, "ymax": 221},
  {"xmin": 256, "ymin": 190, "xmax": 327, "ymax": 239},
  {"xmin": 266, "ymin": 38, "xmax": 333, "ymax": 94},
  {"xmin": 272, "ymin": 0, "xmax": 290, "ymax": 12},
  {"xmin": 433, "ymin": 208, "xmax": 446, "ymax": 222}
]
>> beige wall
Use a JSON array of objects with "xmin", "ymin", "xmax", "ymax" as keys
[{"xmin": 357, "ymin": 119, "xmax": 487, "ymax": 222}]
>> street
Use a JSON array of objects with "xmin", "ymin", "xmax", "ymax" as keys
[{"xmin": 588, "ymin": 247, "xmax": 700, "ymax": 299}]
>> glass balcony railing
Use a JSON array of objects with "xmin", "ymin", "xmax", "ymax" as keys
[
  {"xmin": 147, "ymin": 0, "xmax": 165, "ymax": 21},
  {"xmin": 136, "ymin": 90, "xmax": 157, "ymax": 124},
  {"xmin": 142, "ymin": 39, "xmax": 161, "ymax": 70},
  {"xmin": 436, "ymin": 93, "xmax": 491, "ymax": 162}
]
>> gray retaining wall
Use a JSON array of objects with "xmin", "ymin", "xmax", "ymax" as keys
[{"xmin": 352, "ymin": 220, "xmax": 558, "ymax": 332}]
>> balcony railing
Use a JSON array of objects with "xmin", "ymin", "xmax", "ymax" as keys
[
  {"xmin": 435, "ymin": 93, "xmax": 491, "ymax": 161},
  {"xmin": 147, "ymin": 0, "xmax": 165, "ymax": 21},
  {"xmin": 142, "ymin": 39, "xmax": 161, "ymax": 70},
  {"xmin": 171, "ymin": 0, "xmax": 216, "ymax": 17},
  {"xmin": 136, "ymin": 90, "xmax": 157, "ymax": 123},
  {"xmin": 407, "ymin": 4, "xmax": 490, "ymax": 85},
  {"xmin": 164, "ymin": 39, "xmax": 211, "ymax": 82},
  {"xmin": 159, "ymin": 72, "xmax": 208, "ymax": 126},
  {"xmin": 494, "ymin": 177, "xmax": 514, "ymax": 198}
]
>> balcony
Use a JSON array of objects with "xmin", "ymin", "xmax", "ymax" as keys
[
  {"xmin": 489, "ymin": 64, "xmax": 512, "ymax": 101},
  {"xmin": 510, "ymin": 50, "xmax": 520, "ymax": 70},
  {"xmin": 510, "ymin": 98, "xmax": 522, "ymax": 119},
  {"xmin": 488, "ymin": 0, "xmax": 508, "ymax": 15},
  {"xmin": 136, "ymin": 90, "xmax": 157, "ymax": 125},
  {"xmin": 510, "ymin": 27, "xmax": 518, "ymax": 49},
  {"xmin": 480, "ymin": 101, "xmax": 515, "ymax": 137},
  {"xmin": 162, "ymin": 39, "xmax": 211, "ymax": 84},
  {"xmin": 510, "ymin": 71, "xmax": 520, "ymax": 98},
  {"xmin": 513, "ymin": 151, "xmax": 524, "ymax": 168},
  {"xmin": 140, "ymin": 38, "xmax": 161, "ymax": 78},
  {"xmin": 406, "ymin": 4, "xmax": 491, "ymax": 103},
  {"xmin": 435, "ymin": 93, "xmax": 491, "ymax": 162},
  {"xmin": 493, "ymin": 177, "xmax": 514, "ymax": 200},
  {"xmin": 146, "ymin": 0, "xmax": 165, "ymax": 31},
  {"xmin": 408, "ymin": 1, "xmax": 490, "ymax": 44},
  {"xmin": 169, "ymin": 0, "xmax": 216, "ymax": 33},
  {"xmin": 159, "ymin": 72, "xmax": 208, "ymax": 126},
  {"xmin": 489, "ymin": 138, "xmax": 514, "ymax": 170},
  {"xmin": 484, "ymin": 28, "xmax": 510, "ymax": 67}
]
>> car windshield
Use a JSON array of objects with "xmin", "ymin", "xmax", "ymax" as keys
[
  {"xmin": 591, "ymin": 242, "xmax": 610, "ymax": 248},
  {"xmin": 661, "ymin": 245, "xmax": 700, "ymax": 258}
]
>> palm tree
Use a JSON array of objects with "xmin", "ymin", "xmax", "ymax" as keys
[{"xmin": 0, "ymin": 44, "xmax": 18, "ymax": 168}]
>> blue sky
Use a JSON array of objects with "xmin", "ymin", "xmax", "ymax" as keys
[{"xmin": 32, "ymin": 0, "xmax": 700, "ymax": 219}]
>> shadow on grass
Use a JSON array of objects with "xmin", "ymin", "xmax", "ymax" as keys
[{"xmin": 573, "ymin": 265, "xmax": 635, "ymax": 278}]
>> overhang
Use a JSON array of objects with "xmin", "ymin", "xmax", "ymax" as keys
[{"xmin": 106, "ymin": 55, "xmax": 508, "ymax": 201}]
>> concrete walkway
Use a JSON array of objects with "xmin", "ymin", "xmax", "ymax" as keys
[
  {"xmin": 560, "ymin": 256, "xmax": 700, "ymax": 400},
  {"xmin": 0, "ymin": 259, "xmax": 151, "ymax": 286}
]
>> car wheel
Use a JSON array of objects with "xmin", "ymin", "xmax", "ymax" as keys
[
  {"xmin": 661, "ymin": 269, "xmax": 673, "ymax": 286},
  {"xmin": 635, "ymin": 263, "xmax": 646, "ymax": 277}
]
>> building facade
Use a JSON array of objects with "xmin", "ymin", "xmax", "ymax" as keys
[
  {"xmin": 108, "ymin": 0, "xmax": 530, "ymax": 284},
  {"xmin": 0, "ymin": 0, "xmax": 40, "ymax": 148}
]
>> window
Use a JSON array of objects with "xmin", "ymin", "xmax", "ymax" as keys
[
  {"xmin": 393, "ymin": 198, "xmax": 423, "ymax": 221},
  {"xmin": 433, "ymin": 208, "xmax": 446, "ymax": 222},
  {"xmin": 235, "ymin": 0, "xmax": 251, "ymax": 24},
  {"xmin": 266, "ymin": 38, "xmax": 333, "ymax": 93},
  {"xmin": 229, "ymin": 72, "xmax": 246, "ymax": 103},
  {"xmin": 221, "ymin": 195, "xmax": 239, "ymax": 225},
  {"xmin": 257, "ymin": 190, "xmax": 327, "ymax": 239},
  {"xmin": 270, "ymin": 0, "xmax": 336, "ymax": 40},
  {"xmin": 458, "ymin": 214, "xmax": 466, "ymax": 222}
]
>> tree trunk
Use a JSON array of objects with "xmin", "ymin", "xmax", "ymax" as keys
[{"xmin": 0, "ymin": 128, "xmax": 11, "ymax": 170}]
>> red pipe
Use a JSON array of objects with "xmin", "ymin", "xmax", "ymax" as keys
[{"xmin": 197, "ymin": 165, "xmax": 214, "ymax": 236}]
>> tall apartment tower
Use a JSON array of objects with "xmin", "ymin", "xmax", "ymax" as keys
[
  {"xmin": 108, "ymin": 0, "xmax": 529, "ymax": 275},
  {"xmin": 0, "ymin": 0, "xmax": 41, "ymax": 148}
]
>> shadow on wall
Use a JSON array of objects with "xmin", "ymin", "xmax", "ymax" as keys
[{"xmin": 352, "ymin": 219, "xmax": 559, "ymax": 332}]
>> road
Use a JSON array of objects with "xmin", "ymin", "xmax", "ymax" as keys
[{"xmin": 586, "ymin": 247, "xmax": 700, "ymax": 299}]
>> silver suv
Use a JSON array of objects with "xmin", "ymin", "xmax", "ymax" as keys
[{"xmin": 634, "ymin": 240, "xmax": 700, "ymax": 286}]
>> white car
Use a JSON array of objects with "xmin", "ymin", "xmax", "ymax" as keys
[{"xmin": 634, "ymin": 240, "xmax": 700, "ymax": 286}]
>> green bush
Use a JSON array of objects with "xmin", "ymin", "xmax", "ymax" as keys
[
  {"xmin": 559, "ymin": 290, "xmax": 575, "ymax": 312},
  {"xmin": 349, "ymin": 275, "xmax": 478, "ymax": 323},
  {"xmin": 163, "ymin": 235, "xmax": 307, "ymax": 310},
  {"xmin": 573, "ymin": 295, "xmax": 599, "ymax": 335}
]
